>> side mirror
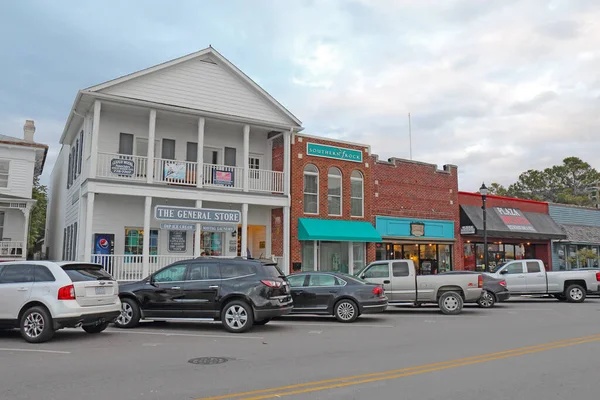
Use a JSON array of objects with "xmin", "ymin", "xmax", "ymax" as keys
[
  {"xmin": 360, "ymin": 274, "xmax": 366, "ymax": 279},
  {"xmin": 499, "ymin": 269, "xmax": 508, "ymax": 275},
  {"xmin": 149, "ymin": 276, "xmax": 158, "ymax": 287}
]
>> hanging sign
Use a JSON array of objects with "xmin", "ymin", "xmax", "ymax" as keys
[
  {"xmin": 110, "ymin": 159, "xmax": 135, "ymax": 176},
  {"xmin": 410, "ymin": 222, "xmax": 425, "ymax": 237},
  {"xmin": 460, "ymin": 225, "xmax": 476, "ymax": 235}
]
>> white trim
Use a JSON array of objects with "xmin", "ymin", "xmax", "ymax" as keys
[
  {"xmin": 327, "ymin": 167, "xmax": 342, "ymax": 217},
  {"xmin": 350, "ymin": 170, "xmax": 364, "ymax": 218}
]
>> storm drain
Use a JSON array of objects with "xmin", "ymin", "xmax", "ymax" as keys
[{"xmin": 188, "ymin": 357, "xmax": 232, "ymax": 365}]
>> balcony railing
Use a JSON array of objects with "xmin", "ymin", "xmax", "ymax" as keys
[
  {"xmin": 0, "ymin": 241, "xmax": 26, "ymax": 258},
  {"xmin": 95, "ymin": 152, "xmax": 284, "ymax": 194}
]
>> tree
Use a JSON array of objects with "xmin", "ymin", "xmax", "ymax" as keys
[
  {"xmin": 28, "ymin": 177, "xmax": 47, "ymax": 255},
  {"xmin": 488, "ymin": 182, "xmax": 510, "ymax": 197}
]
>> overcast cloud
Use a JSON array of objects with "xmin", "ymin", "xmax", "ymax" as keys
[{"xmin": 1, "ymin": 0, "xmax": 599, "ymax": 191}]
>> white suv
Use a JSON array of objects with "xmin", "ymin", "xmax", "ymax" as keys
[{"xmin": 0, "ymin": 261, "xmax": 121, "ymax": 343}]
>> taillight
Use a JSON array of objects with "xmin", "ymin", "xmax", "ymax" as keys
[
  {"xmin": 478, "ymin": 275, "xmax": 483, "ymax": 288},
  {"xmin": 372, "ymin": 286, "xmax": 384, "ymax": 297},
  {"xmin": 58, "ymin": 284, "xmax": 76, "ymax": 300},
  {"xmin": 261, "ymin": 280, "xmax": 283, "ymax": 288},
  {"xmin": 596, "ymin": 272, "xmax": 600, "ymax": 282},
  {"xmin": 499, "ymin": 280, "xmax": 506, "ymax": 287}
]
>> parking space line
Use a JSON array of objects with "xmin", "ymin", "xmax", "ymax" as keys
[
  {"xmin": 0, "ymin": 348, "xmax": 71, "ymax": 354},
  {"xmin": 106, "ymin": 329, "xmax": 264, "ymax": 340}
]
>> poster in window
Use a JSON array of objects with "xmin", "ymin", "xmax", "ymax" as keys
[
  {"xmin": 164, "ymin": 162, "xmax": 187, "ymax": 181},
  {"xmin": 168, "ymin": 230, "xmax": 187, "ymax": 253},
  {"xmin": 213, "ymin": 169, "xmax": 234, "ymax": 186}
]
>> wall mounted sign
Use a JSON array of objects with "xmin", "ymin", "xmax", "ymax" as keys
[
  {"xmin": 155, "ymin": 206, "xmax": 241, "ymax": 224},
  {"xmin": 202, "ymin": 225, "xmax": 236, "ymax": 233},
  {"xmin": 213, "ymin": 169, "xmax": 234, "ymax": 186},
  {"xmin": 163, "ymin": 162, "xmax": 187, "ymax": 181},
  {"xmin": 460, "ymin": 225, "xmax": 476, "ymax": 235},
  {"xmin": 160, "ymin": 223, "xmax": 196, "ymax": 231},
  {"xmin": 410, "ymin": 222, "xmax": 425, "ymax": 237},
  {"xmin": 110, "ymin": 159, "xmax": 135, "ymax": 176},
  {"xmin": 228, "ymin": 240, "xmax": 238, "ymax": 253},
  {"xmin": 306, "ymin": 143, "xmax": 363, "ymax": 163},
  {"xmin": 494, "ymin": 207, "xmax": 537, "ymax": 233},
  {"xmin": 168, "ymin": 230, "xmax": 187, "ymax": 253}
]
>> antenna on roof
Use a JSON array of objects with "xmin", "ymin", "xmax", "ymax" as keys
[{"xmin": 408, "ymin": 112, "xmax": 413, "ymax": 160}]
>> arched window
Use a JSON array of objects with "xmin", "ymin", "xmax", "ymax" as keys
[
  {"xmin": 303, "ymin": 164, "xmax": 319, "ymax": 214},
  {"xmin": 350, "ymin": 170, "xmax": 364, "ymax": 217},
  {"xmin": 328, "ymin": 167, "xmax": 342, "ymax": 216}
]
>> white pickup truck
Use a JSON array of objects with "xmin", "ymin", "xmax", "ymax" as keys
[
  {"xmin": 355, "ymin": 260, "xmax": 483, "ymax": 315},
  {"xmin": 487, "ymin": 259, "xmax": 600, "ymax": 302}
]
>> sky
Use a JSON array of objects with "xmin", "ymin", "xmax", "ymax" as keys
[{"xmin": 1, "ymin": 0, "xmax": 599, "ymax": 191}]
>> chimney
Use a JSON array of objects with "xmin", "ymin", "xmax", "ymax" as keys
[{"xmin": 24, "ymin": 120, "xmax": 35, "ymax": 141}]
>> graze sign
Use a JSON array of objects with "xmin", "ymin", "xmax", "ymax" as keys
[
  {"xmin": 494, "ymin": 207, "xmax": 537, "ymax": 233},
  {"xmin": 410, "ymin": 222, "xmax": 425, "ymax": 237},
  {"xmin": 155, "ymin": 206, "xmax": 241, "ymax": 224},
  {"xmin": 306, "ymin": 143, "xmax": 363, "ymax": 163},
  {"xmin": 111, "ymin": 159, "xmax": 135, "ymax": 176}
]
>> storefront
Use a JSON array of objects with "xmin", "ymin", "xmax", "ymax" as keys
[
  {"xmin": 459, "ymin": 195, "xmax": 566, "ymax": 271},
  {"xmin": 374, "ymin": 216, "xmax": 455, "ymax": 273}
]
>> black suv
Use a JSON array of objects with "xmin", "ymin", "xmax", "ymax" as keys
[{"xmin": 114, "ymin": 258, "xmax": 293, "ymax": 333}]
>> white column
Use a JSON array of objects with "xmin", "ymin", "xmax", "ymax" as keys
[
  {"xmin": 313, "ymin": 240, "xmax": 318, "ymax": 272},
  {"xmin": 283, "ymin": 206, "xmax": 290, "ymax": 274},
  {"xmin": 348, "ymin": 241, "xmax": 354, "ymax": 275},
  {"xmin": 241, "ymin": 203, "xmax": 249, "ymax": 257},
  {"xmin": 22, "ymin": 208, "xmax": 31, "ymax": 258},
  {"xmin": 142, "ymin": 196, "xmax": 152, "ymax": 277},
  {"xmin": 84, "ymin": 192, "xmax": 95, "ymax": 261},
  {"xmin": 283, "ymin": 129, "xmax": 291, "ymax": 195},
  {"xmin": 194, "ymin": 200, "xmax": 203, "ymax": 257},
  {"xmin": 147, "ymin": 109, "xmax": 156, "ymax": 184},
  {"xmin": 243, "ymin": 124, "xmax": 250, "ymax": 192},
  {"xmin": 196, "ymin": 117, "xmax": 205, "ymax": 188},
  {"xmin": 89, "ymin": 101, "xmax": 101, "ymax": 179}
]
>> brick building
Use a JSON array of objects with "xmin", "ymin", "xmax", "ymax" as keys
[
  {"xmin": 458, "ymin": 192, "xmax": 566, "ymax": 271},
  {"xmin": 372, "ymin": 157, "xmax": 461, "ymax": 272}
]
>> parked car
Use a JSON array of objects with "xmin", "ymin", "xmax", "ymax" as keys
[
  {"xmin": 115, "ymin": 258, "xmax": 293, "ymax": 333},
  {"xmin": 439, "ymin": 271, "xmax": 510, "ymax": 308},
  {"xmin": 355, "ymin": 260, "xmax": 482, "ymax": 315},
  {"xmin": 0, "ymin": 261, "xmax": 121, "ymax": 343},
  {"xmin": 286, "ymin": 272, "xmax": 387, "ymax": 322},
  {"xmin": 487, "ymin": 259, "xmax": 600, "ymax": 303}
]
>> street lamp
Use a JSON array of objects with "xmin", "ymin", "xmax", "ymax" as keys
[{"xmin": 479, "ymin": 182, "xmax": 489, "ymax": 272}]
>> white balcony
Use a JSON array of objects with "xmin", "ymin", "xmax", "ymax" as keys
[
  {"xmin": 154, "ymin": 158, "xmax": 198, "ymax": 186},
  {"xmin": 0, "ymin": 241, "xmax": 26, "ymax": 259},
  {"xmin": 96, "ymin": 152, "xmax": 149, "ymax": 182}
]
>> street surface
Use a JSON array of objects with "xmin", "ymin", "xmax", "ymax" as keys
[{"xmin": 1, "ymin": 298, "xmax": 599, "ymax": 400}]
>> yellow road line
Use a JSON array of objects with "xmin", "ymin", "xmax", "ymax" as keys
[{"xmin": 198, "ymin": 334, "xmax": 600, "ymax": 400}]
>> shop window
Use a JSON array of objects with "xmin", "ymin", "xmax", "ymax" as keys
[
  {"xmin": 555, "ymin": 243, "xmax": 567, "ymax": 270},
  {"xmin": 352, "ymin": 243, "xmax": 365, "ymax": 274},
  {"xmin": 438, "ymin": 244, "xmax": 452, "ymax": 273},
  {"xmin": 196, "ymin": 232, "xmax": 223, "ymax": 256},
  {"xmin": 124, "ymin": 228, "xmax": 159, "ymax": 262},
  {"xmin": 504, "ymin": 244, "xmax": 515, "ymax": 260},
  {"xmin": 327, "ymin": 167, "xmax": 342, "ymax": 216},
  {"xmin": 303, "ymin": 164, "xmax": 319, "ymax": 214},
  {"xmin": 301, "ymin": 241, "xmax": 315, "ymax": 271},
  {"xmin": 463, "ymin": 243, "xmax": 475, "ymax": 271},
  {"xmin": 419, "ymin": 244, "xmax": 437, "ymax": 275},
  {"xmin": 375, "ymin": 243, "xmax": 386, "ymax": 261},
  {"xmin": 350, "ymin": 170, "xmax": 364, "ymax": 217},
  {"xmin": 319, "ymin": 241, "xmax": 349, "ymax": 273}
]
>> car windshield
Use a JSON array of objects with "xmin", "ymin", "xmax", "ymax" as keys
[{"xmin": 61, "ymin": 264, "xmax": 113, "ymax": 281}]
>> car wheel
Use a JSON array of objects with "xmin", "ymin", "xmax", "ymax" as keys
[
  {"xmin": 115, "ymin": 298, "xmax": 141, "ymax": 328},
  {"xmin": 566, "ymin": 284, "xmax": 586, "ymax": 303},
  {"xmin": 438, "ymin": 291, "xmax": 463, "ymax": 315},
  {"xmin": 334, "ymin": 299, "xmax": 359, "ymax": 323},
  {"xmin": 477, "ymin": 290, "xmax": 496, "ymax": 308},
  {"xmin": 222, "ymin": 301, "xmax": 254, "ymax": 333},
  {"xmin": 254, "ymin": 319, "xmax": 271, "ymax": 326},
  {"xmin": 20, "ymin": 306, "xmax": 54, "ymax": 343},
  {"xmin": 82, "ymin": 322, "xmax": 109, "ymax": 334}
]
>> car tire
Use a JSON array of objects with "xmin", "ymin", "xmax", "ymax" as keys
[
  {"xmin": 222, "ymin": 300, "xmax": 254, "ymax": 333},
  {"xmin": 477, "ymin": 290, "xmax": 496, "ymax": 308},
  {"xmin": 20, "ymin": 306, "xmax": 54, "ymax": 344},
  {"xmin": 438, "ymin": 291, "xmax": 463, "ymax": 315},
  {"xmin": 334, "ymin": 299, "xmax": 359, "ymax": 323},
  {"xmin": 565, "ymin": 284, "xmax": 586, "ymax": 303},
  {"xmin": 114, "ymin": 298, "xmax": 141, "ymax": 329},
  {"xmin": 82, "ymin": 322, "xmax": 109, "ymax": 334},
  {"xmin": 254, "ymin": 319, "xmax": 271, "ymax": 326}
]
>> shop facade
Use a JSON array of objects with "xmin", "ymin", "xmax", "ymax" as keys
[
  {"xmin": 459, "ymin": 192, "xmax": 566, "ymax": 271},
  {"xmin": 288, "ymin": 135, "xmax": 380, "ymax": 274},
  {"xmin": 549, "ymin": 204, "xmax": 600, "ymax": 270}
]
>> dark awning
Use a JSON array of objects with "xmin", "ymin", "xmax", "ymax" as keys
[
  {"xmin": 560, "ymin": 225, "xmax": 600, "ymax": 244},
  {"xmin": 460, "ymin": 205, "xmax": 566, "ymax": 240}
]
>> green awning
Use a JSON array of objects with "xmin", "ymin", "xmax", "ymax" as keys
[{"xmin": 298, "ymin": 218, "xmax": 382, "ymax": 242}]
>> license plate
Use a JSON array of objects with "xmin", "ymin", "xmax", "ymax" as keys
[{"xmin": 95, "ymin": 287, "xmax": 106, "ymax": 295}]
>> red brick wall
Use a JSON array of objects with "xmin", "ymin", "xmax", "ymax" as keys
[
  {"xmin": 372, "ymin": 158, "xmax": 462, "ymax": 269},
  {"xmin": 270, "ymin": 136, "xmax": 284, "ymax": 258},
  {"xmin": 290, "ymin": 135, "xmax": 375, "ymax": 270}
]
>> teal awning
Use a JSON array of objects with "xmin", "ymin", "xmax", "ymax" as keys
[{"xmin": 298, "ymin": 218, "xmax": 382, "ymax": 242}]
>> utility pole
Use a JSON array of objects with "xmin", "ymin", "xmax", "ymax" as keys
[{"xmin": 408, "ymin": 112, "xmax": 412, "ymax": 160}]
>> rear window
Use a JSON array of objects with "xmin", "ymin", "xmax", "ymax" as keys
[
  {"xmin": 259, "ymin": 263, "xmax": 285, "ymax": 278},
  {"xmin": 62, "ymin": 264, "xmax": 113, "ymax": 282}
]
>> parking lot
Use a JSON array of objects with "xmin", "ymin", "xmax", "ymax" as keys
[{"xmin": 1, "ymin": 298, "xmax": 599, "ymax": 400}]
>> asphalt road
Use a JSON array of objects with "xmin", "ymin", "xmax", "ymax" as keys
[{"xmin": 1, "ymin": 297, "xmax": 600, "ymax": 400}]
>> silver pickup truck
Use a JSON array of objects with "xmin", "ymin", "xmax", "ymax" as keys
[
  {"xmin": 487, "ymin": 259, "xmax": 600, "ymax": 302},
  {"xmin": 355, "ymin": 260, "xmax": 483, "ymax": 315}
]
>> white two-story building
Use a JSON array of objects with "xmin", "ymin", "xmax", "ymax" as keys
[
  {"xmin": 46, "ymin": 47, "xmax": 301, "ymax": 279},
  {"xmin": 0, "ymin": 120, "xmax": 48, "ymax": 260}
]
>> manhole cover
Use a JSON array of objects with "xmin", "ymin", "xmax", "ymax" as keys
[{"xmin": 188, "ymin": 357, "xmax": 231, "ymax": 365}]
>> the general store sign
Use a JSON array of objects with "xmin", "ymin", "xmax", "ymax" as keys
[
  {"xmin": 306, "ymin": 143, "xmax": 363, "ymax": 163},
  {"xmin": 155, "ymin": 206, "xmax": 241, "ymax": 224},
  {"xmin": 494, "ymin": 207, "xmax": 537, "ymax": 233}
]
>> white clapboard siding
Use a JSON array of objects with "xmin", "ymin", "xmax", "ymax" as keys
[
  {"xmin": 0, "ymin": 146, "xmax": 35, "ymax": 199},
  {"xmin": 100, "ymin": 58, "xmax": 292, "ymax": 125}
]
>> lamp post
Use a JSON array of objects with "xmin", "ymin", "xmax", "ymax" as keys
[{"xmin": 479, "ymin": 183, "xmax": 489, "ymax": 272}]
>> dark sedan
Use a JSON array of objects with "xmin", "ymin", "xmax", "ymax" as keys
[
  {"xmin": 439, "ymin": 271, "xmax": 510, "ymax": 308},
  {"xmin": 286, "ymin": 272, "xmax": 388, "ymax": 322}
]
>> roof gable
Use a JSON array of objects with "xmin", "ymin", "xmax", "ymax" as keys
[{"xmin": 86, "ymin": 47, "xmax": 301, "ymax": 127}]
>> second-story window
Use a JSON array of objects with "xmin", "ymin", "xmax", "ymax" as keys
[
  {"xmin": 162, "ymin": 139, "xmax": 176, "ymax": 160},
  {"xmin": 328, "ymin": 167, "xmax": 342, "ymax": 216},
  {"xmin": 351, "ymin": 170, "xmax": 364, "ymax": 217},
  {"xmin": 119, "ymin": 133, "xmax": 134, "ymax": 155},
  {"xmin": 0, "ymin": 160, "xmax": 9, "ymax": 188},
  {"xmin": 303, "ymin": 164, "xmax": 318, "ymax": 214},
  {"xmin": 186, "ymin": 142, "xmax": 198, "ymax": 162}
]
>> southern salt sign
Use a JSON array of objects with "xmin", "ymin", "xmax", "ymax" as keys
[
  {"xmin": 154, "ymin": 206, "xmax": 241, "ymax": 224},
  {"xmin": 306, "ymin": 143, "xmax": 363, "ymax": 163},
  {"xmin": 494, "ymin": 207, "xmax": 537, "ymax": 233}
]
